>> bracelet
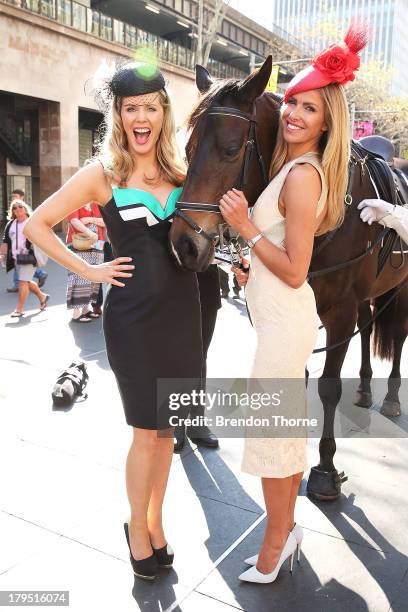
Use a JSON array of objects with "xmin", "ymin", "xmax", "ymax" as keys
[{"xmin": 247, "ymin": 233, "xmax": 263, "ymax": 248}]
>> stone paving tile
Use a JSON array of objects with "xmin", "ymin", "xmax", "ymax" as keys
[
  {"xmin": 169, "ymin": 440, "xmax": 264, "ymax": 514},
  {"xmin": 0, "ymin": 511, "xmax": 61, "ymax": 576},
  {"xmin": 296, "ymin": 440, "xmax": 408, "ymax": 553},
  {"xmin": 176, "ymin": 590, "xmax": 245, "ymax": 611},
  {"xmin": 196, "ymin": 523, "xmax": 408, "ymax": 612},
  {"xmin": 0, "ymin": 436, "xmax": 123, "ymax": 533},
  {"xmin": 0, "ymin": 533, "xmax": 191, "ymax": 612},
  {"xmin": 63, "ymin": 491, "xmax": 260, "ymax": 590},
  {"xmin": 388, "ymin": 568, "xmax": 408, "ymax": 612}
]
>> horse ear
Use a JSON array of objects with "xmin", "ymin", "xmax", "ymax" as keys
[
  {"xmin": 238, "ymin": 55, "xmax": 273, "ymax": 103},
  {"xmin": 196, "ymin": 65, "xmax": 213, "ymax": 93}
]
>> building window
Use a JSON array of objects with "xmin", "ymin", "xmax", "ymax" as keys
[
  {"xmin": 56, "ymin": 0, "xmax": 71, "ymax": 27},
  {"xmin": 72, "ymin": 2, "xmax": 86, "ymax": 32},
  {"xmin": 113, "ymin": 19, "xmax": 124, "ymax": 45}
]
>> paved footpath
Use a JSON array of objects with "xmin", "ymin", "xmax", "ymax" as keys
[{"xmin": 0, "ymin": 258, "xmax": 407, "ymax": 611}]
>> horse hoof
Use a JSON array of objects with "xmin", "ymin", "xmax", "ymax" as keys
[
  {"xmin": 380, "ymin": 401, "xmax": 401, "ymax": 417},
  {"xmin": 354, "ymin": 391, "xmax": 373, "ymax": 408},
  {"xmin": 306, "ymin": 466, "xmax": 348, "ymax": 501}
]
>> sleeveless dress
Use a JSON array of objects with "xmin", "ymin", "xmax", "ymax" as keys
[
  {"xmin": 241, "ymin": 152, "xmax": 327, "ymax": 478},
  {"xmin": 99, "ymin": 184, "xmax": 203, "ymax": 429}
]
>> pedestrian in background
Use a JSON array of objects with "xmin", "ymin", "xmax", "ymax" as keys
[
  {"xmin": 218, "ymin": 265, "xmax": 241, "ymax": 299},
  {"xmin": 66, "ymin": 201, "xmax": 105, "ymax": 323},
  {"xmin": 92, "ymin": 232, "xmax": 114, "ymax": 317},
  {"xmin": 6, "ymin": 189, "xmax": 48, "ymax": 293},
  {"xmin": 0, "ymin": 199, "xmax": 49, "ymax": 317}
]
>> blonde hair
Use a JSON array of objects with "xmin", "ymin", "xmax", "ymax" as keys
[
  {"xmin": 98, "ymin": 89, "xmax": 186, "ymax": 187},
  {"xmin": 269, "ymin": 84, "xmax": 350, "ymax": 236},
  {"xmin": 7, "ymin": 199, "xmax": 31, "ymax": 221}
]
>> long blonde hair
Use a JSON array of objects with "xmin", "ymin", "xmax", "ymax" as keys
[
  {"xmin": 98, "ymin": 89, "xmax": 186, "ymax": 187},
  {"xmin": 7, "ymin": 199, "xmax": 31, "ymax": 221},
  {"xmin": 269, "ymin": 84, "xmax": 350, "ymax": 236}
]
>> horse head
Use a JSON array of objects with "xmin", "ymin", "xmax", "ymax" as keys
[{"xmin": 169, "ymin": 56, "xmax": 280, "ymax": 272}]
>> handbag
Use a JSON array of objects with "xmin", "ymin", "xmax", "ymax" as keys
[
  {"xmin": 16, "ymin": 252, "xmax": 37, "ymax": 265},
  {"xmin": 15, "ymin": 220, "xmax": 37, "ymax": 265},
  {"xmin": 52, "ymin": 361, "xmax": 89, "ymax": 407},
  {"xmin": 72, "ymin": 232, "xmax": 94, "ymax": 251}
]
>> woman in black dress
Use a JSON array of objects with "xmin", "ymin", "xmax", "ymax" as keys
[{"xmin": 25, "ymin": 62, "xmax": 203, "ymax": 580}]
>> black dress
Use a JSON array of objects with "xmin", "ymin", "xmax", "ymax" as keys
[{"xmin": 99, "ymin": 186, "xmax": 203, "ymax": 429}]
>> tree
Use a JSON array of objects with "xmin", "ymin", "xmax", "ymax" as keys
[
  {"xmin": 300, "ymin": 11, "xmax": 408, "ymax": 156},
  {"xmin": 196, "ymin": 0, "xmax": 230, "ymax": 68},
  {"xmin": 347, "ymin": 60, "xmax": 408, "ymax": 155}
]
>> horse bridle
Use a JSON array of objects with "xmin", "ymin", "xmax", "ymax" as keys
[{"xmin": 174, "ymin": 105, "xmax": 269, "ymax": 244}]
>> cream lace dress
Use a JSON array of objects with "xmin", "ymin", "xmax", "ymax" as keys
[{"xmin": 241, "ymin": 152, "xmax": 327, "ymax": 478}]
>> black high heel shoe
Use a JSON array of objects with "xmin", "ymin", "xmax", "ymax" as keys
[
  {"xmin": 153, "ymin": 543, "xmax": 174, "ymax": 568},
  {"xmin": 123, "ymin": 522, "xmax": 158, "ymax": 580}
]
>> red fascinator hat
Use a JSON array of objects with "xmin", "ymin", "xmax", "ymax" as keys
[{"xmin": 283, "ymin": 22, "xmax": 369, "ymax": 103}]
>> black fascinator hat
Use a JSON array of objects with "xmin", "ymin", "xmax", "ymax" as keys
[
  {"xmin": 109, "ymin": 63, "xmax": 166, "ymax": 97},
  {"xmin": 89, "ymin": 59, "xmax": 167, "ymax": 112}
]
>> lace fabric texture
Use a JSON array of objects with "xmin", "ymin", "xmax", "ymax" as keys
[{"xmin": 242, "ymin": 153, "xmax": 326, "ymax": 478}]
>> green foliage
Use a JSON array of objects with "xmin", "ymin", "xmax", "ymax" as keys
[{"xmin": 347, "ymin": 60, "xmax": 408, "ymax": 152}]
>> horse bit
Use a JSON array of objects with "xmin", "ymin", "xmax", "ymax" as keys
[{"xmin": 174, "ymin": 105, "xmax": 269, "ymax": 266}]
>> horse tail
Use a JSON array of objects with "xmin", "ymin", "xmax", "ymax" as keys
[{"xmin": 372, "ymin": 288, "xmax": 400, "ymax": 361}]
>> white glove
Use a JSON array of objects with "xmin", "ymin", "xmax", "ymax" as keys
[
  {"xmin": 358, "ymin": 198, "xmax": 408, "ymax": 243},
  {"xmin": 357, "ymin": 199, "xmax": 395, "ymax": 225}
]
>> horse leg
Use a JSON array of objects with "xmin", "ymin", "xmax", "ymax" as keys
[
  {"xmin": 354, "ymin": 301, "xmax": 374, "ymax": 408},
  {"xmin": 380, "ymin": 329, "xmax": 407, "ymax": 417},
  {"xmin": 372, "ymin": 284, "xmax": 408, "ymax": 417},
  {"xmin": 307, "ymin": 301, "xmax": 358, "ymax": 501}
]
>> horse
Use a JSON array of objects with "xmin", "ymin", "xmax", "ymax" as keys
[{"xmin": 169, "ymin": 57, "xmax": 408, "ymax": 501}]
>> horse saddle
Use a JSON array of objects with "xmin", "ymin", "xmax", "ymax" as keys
[
  {"xmin": 359, "ymin": 135, "xmax": 395, "ymax": 163},
  {"xmin": 352, "ymin": 140, "xmax": 408, "ymax": 272}
]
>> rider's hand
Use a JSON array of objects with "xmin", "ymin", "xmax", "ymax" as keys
[
  {"xmin": 357, "ymin": 199, "xmax": 394, "ymax": 225},
  {"xmin": 231, "ymin": 256, "xmax": 250, "ymax": 287},
  {"xmin": 84, "ymin": 257, "xmax": 134, "ymax": 287}
]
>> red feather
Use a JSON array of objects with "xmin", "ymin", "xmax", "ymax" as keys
[{"xmin": 344, "ymin": 20, "xmax": 369, "ymax": 54}]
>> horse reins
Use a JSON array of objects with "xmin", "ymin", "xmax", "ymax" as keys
[{"xmin": 174, "ymin": 105, "xmax": 269, "ymax": 245}]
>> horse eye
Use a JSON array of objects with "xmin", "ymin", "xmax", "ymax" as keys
[{"xmin": 225, "ymin": 145, "xmax": 240, "ymax": 157}]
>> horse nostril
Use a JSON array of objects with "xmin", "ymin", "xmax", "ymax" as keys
[{"xmin": 177, "ymin": 235, "xmax": 198, "ymax": 260}]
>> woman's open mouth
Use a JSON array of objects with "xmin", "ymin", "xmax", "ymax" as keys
[
  {"xmin": 285, "ymin": 121, "xmax": 303, "ymax": 132},
  {"xmin": 133, "ymin": 127, "xmax": 151, "ymax": 145}
]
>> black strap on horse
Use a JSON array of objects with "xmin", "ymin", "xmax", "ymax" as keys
[
  {"xmin": 312, "ymin": 274, "xmax": 408, "ymax": 353},
  {"xmin": 309, "ymin": 141, "xmax": 406, "ymax": 281},
  {"xmin": 310, "ymin": 140, "xmax": 408, "ymax": 352},
  {"xmin": 174, "ymin": 104, "xmax": 269, "ymax": 245}
]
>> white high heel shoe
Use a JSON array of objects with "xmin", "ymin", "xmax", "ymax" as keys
[
  {"xmin": 244, "ymin": 523, "xmax": 303, "ymax": 566},
  {"xmin": 239, "ymin": 532, "xmax": 297, "ymax": 583}
]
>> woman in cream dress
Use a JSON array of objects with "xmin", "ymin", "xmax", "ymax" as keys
[
  {"xmin": 220, "ymin": 24, "xmax": 367, "ymax": 583},
  {"xmin": 241, "ymin": 151, "xmax": 327, "ymax": 479}
]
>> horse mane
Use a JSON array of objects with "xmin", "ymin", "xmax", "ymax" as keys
[{"xmin": 187, "ymin": 79, "xmax": 241, "ymax": 132}]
